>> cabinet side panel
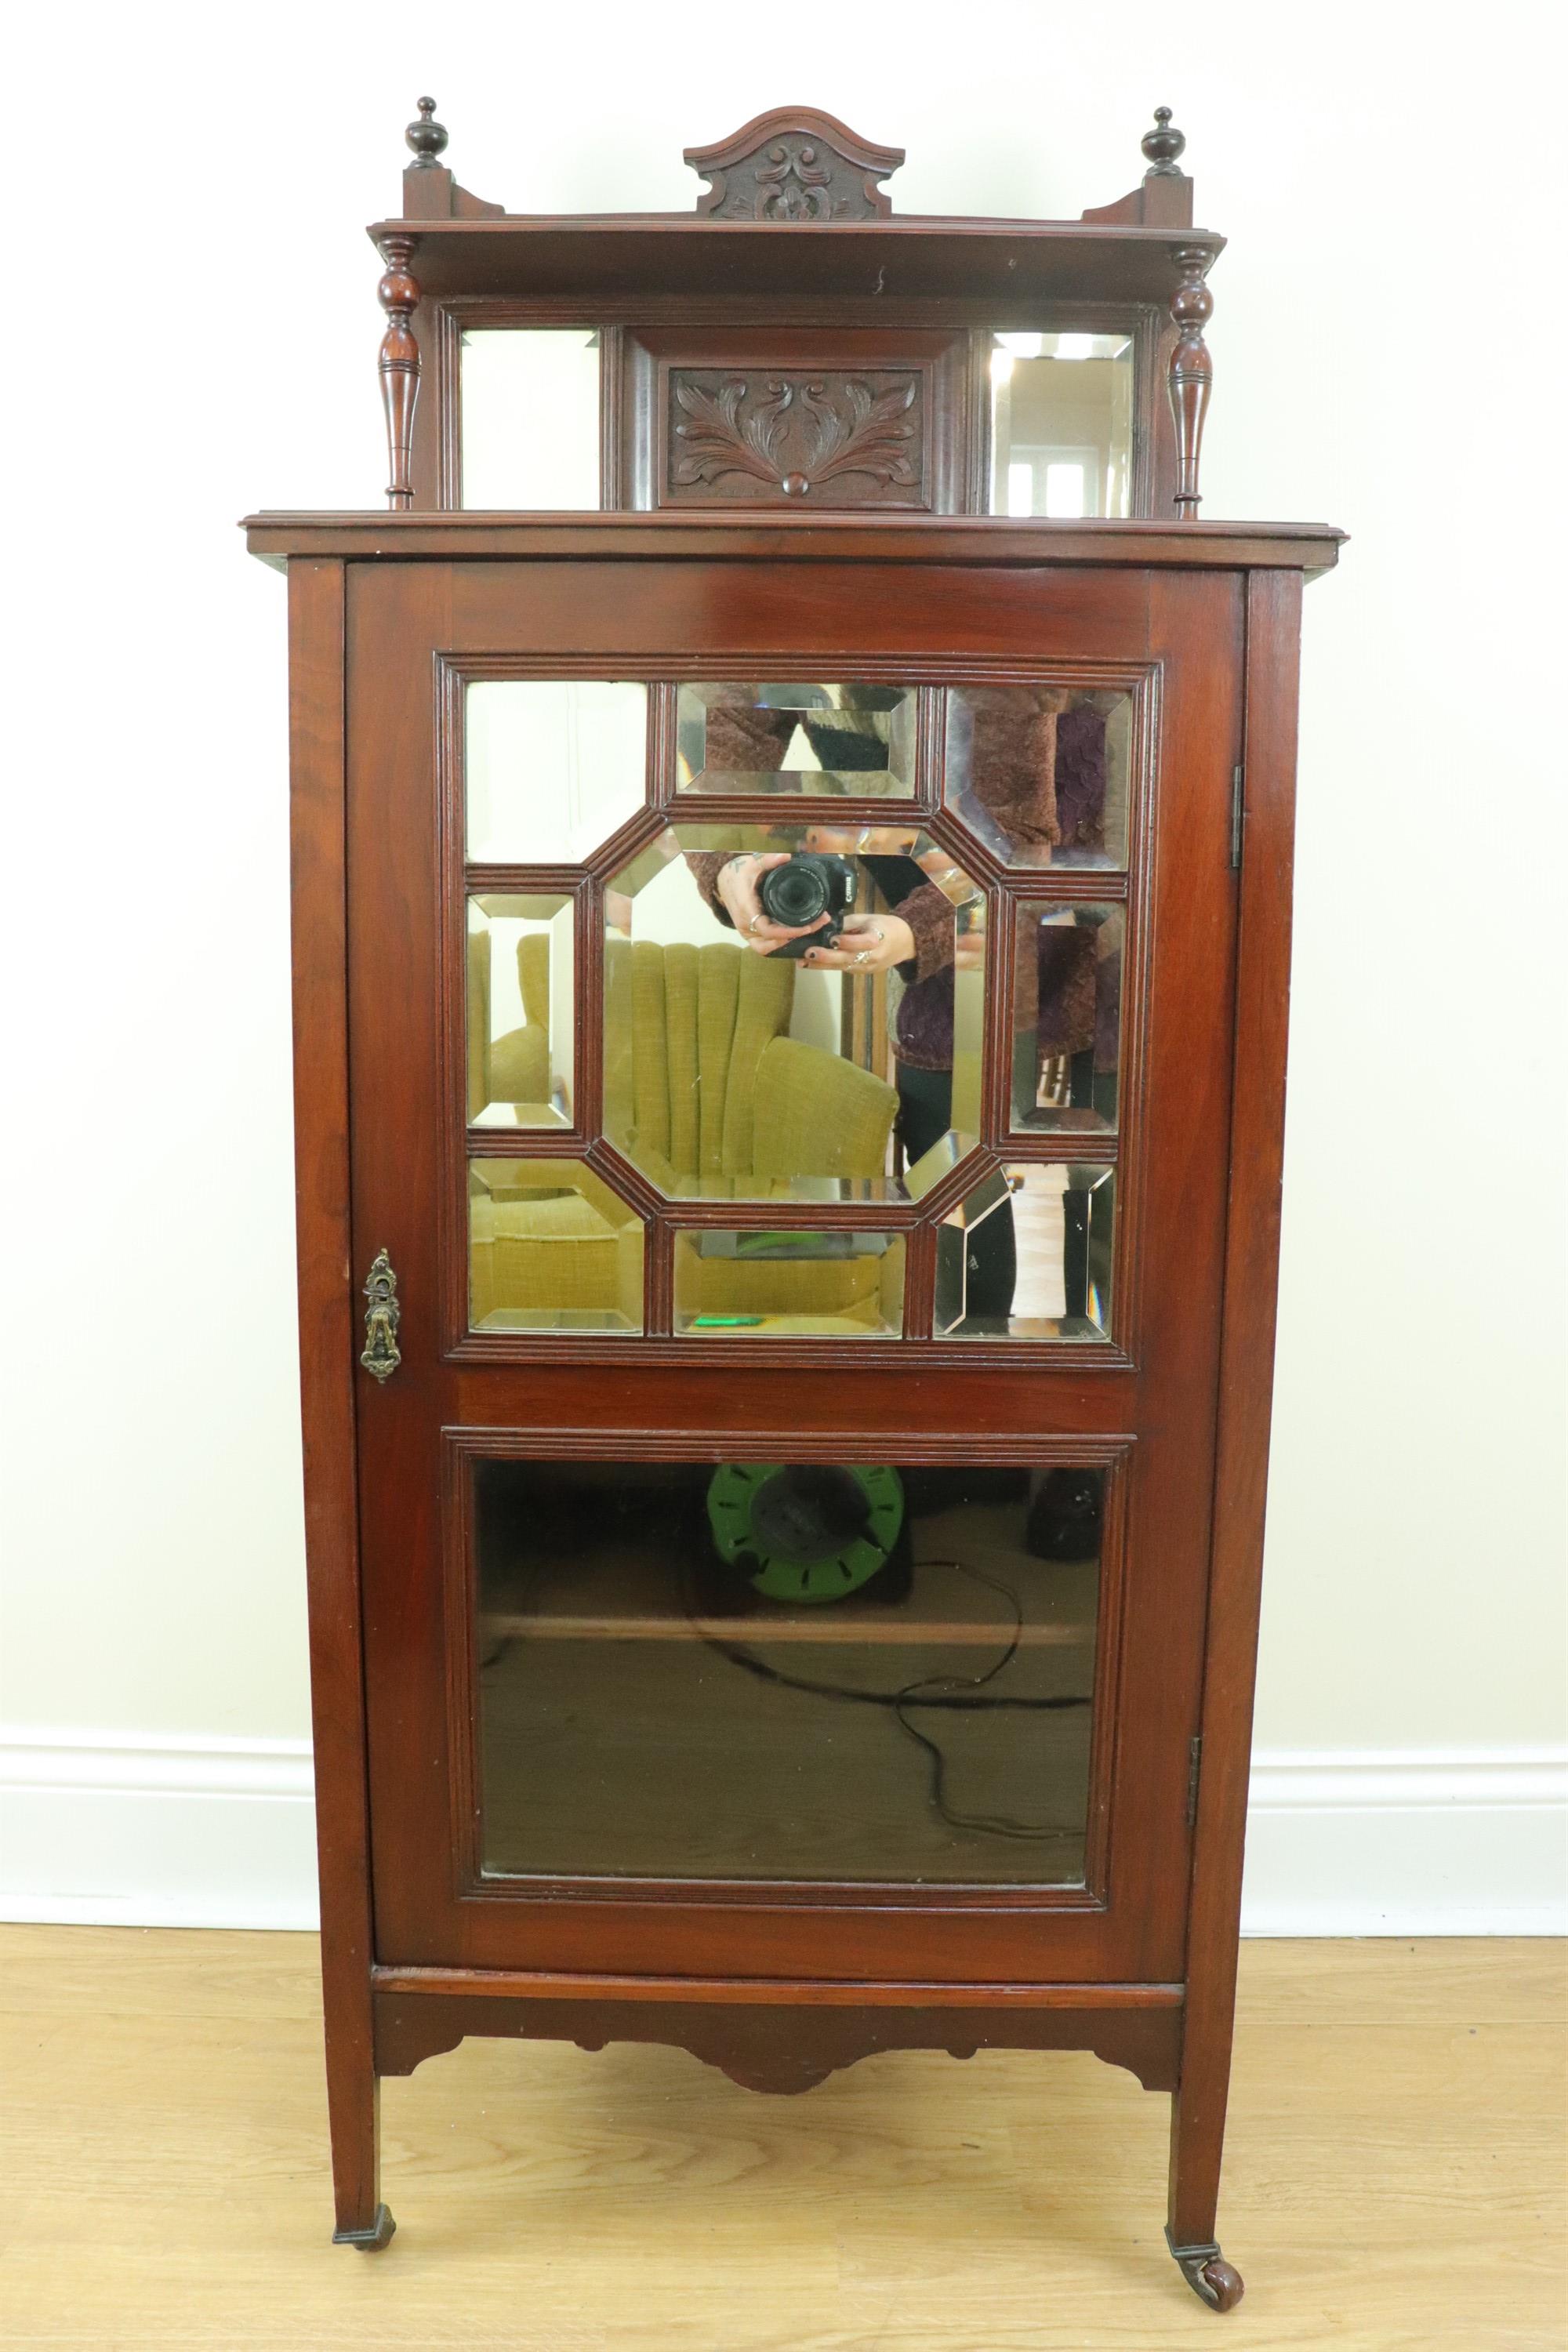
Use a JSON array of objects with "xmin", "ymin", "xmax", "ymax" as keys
[
  {"xmin": 287, "ymin": 559, "xmax": 379, "ymax": 2220},
  {"xmin": 1170, "ymin": 565, "xmax": 1303, "ymax": 2241}
]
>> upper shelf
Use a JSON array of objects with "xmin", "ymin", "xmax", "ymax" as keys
[
  {"xmin": 361, "ymin": 216, "xmax": 1225, "ymax": 307},
  {"xmin": 242, "ymin": 511, "xmax": 1345, "ymax": 576}
]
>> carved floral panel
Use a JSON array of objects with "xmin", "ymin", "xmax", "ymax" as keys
[{"xmin": 662, "ymin": 368, "xmax": 930, "ymax": 510}]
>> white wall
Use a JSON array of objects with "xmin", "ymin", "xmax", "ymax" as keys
[{"xmin": 3, "ymin": 0, "xmax": 1563, "ymax": 1933}]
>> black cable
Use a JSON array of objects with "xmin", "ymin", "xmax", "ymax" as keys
[
  {"xmin": 484, "ymin": 1509, "xmax": 1091, "ymax": 1846},
  {"xmin": 686, "ymin": 1555, "xmax": 1091, "ymax": 1844},
  {"xmin": 890, "ymin": 1559, "xmax": 1076, "ymax": 1842}
]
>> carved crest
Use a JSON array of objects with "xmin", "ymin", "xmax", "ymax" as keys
[{"xmin": 684, "ymin": 107, "xmax": 904, "ymax": 221}]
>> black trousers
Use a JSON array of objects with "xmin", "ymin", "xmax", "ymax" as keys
[{"xmin": 895, "ymin": 1063, "xmax": 1018, "ymax": 1319}]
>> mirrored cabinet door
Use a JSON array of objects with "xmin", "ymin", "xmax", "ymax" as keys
[{"xmin": 456, "ymin": 673, "xmax": 1137, "ymax": 1348}]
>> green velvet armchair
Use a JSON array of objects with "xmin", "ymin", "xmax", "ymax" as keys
[{"xmin": 470, "ymin": 936, "xmax": 900, "ymax": 1330}]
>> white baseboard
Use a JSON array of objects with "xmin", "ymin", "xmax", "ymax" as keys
[
  {"xmin": 2, "ymin": 1733, "xmax": 1563, "ymax": 1937},
  {"xmin": 1240, "ymin": 1748, "xmax": 1568, "ymax": 1936},
  {"xmin": 0, "ymin": 1734, "xmax": 318, "ymax": 1930}
]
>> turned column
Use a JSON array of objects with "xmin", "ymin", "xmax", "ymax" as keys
[
  {"xmin": 376, "ymin": 234, "xmax": 421, "ymax": 510},
  {"xmin": 1167, "ymin": 245, "xmax": 1214, "ymax": 519}
]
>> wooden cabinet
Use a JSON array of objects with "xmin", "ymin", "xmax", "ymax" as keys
[{"xmin": 247, "ymin": 103, "xmax": 1341, "ymax": 2313}]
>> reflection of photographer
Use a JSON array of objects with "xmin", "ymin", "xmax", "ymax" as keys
[
  {"xmin": 684, "ymin": 688, "xmax": 1112, "ymax": 1324},
  {"xmin": 750, "ymin": 851, "xmax": 858, "ymax": 959}
]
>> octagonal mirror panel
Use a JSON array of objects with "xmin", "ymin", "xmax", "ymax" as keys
[
  {"xmin": 673, "ymin": 1227, "xmax": 906, "ymax": 1338},
  {"xmin": 466, "ymin": 680, "xmax": 647, "ymax": 862},
  {"xmin": 466, "ymin": 895, "xmax": 575, "ymax": 1129},
  {"xmin": 676, "ymin": 684, "xmax": 918, "ymax": 798},
  {"xmin": 459, "ymin": 328, "xmax": 601, "ymax": 510},
  {"xmin": 1012, "ymin": 904, "xmax": 1123, "ymax": 1134},
  {"xmin": 604, "ymin": 823, "xmax": 985, "ymax": 1203},
  {"xmin": 987, "ymin": 331, "xmax": 1134, "ymax": 520},
  {"xmin": 944, "ymin": 686, "xmax": 1131, "ymax": 869},
  {"xmin": 935, "ymin": 1162, "xmax": 1115, "ymax": 1341},
  {"xmin": 469, "ymin": 1158, "xmax": 644, "ymax": 1333}
]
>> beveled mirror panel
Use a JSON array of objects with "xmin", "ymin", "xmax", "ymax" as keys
[
  {"xmin": 944, "ymin": 685, "xmax": 1131, "ymax": 869},
  {"xmin": 935, "ymin": 1163, "xmax": 1116, "ymax": 1341},
  {"xmin": 466, "ymin": 895, "xmax": 575, "ymax": 1128},
  {"xmin": 987, "ymin": 332, "xmax": 1133, "ymax": 519},
  {"xmin": 465, "ymin": 680, "xmax": 647, "ymax": 862},
  {"xmin": 469, "ymin": 1159, "xmax": 644, "ymax": 1332},
  {"xmin": 459, "ymin": 328, "xmax": 601, "ymax": 510},
  {"xmin": 673, "ymin": 1227, "xmax": 906, "ymax": 1337},
  {"xmin": 604, "ymin": 822, "xmax": 985, "ymax": 1202},
  {"xmin": 474, "ymin": 1455, "xmax": 1104, "ymax": 1884},
  {"xmin": 1011, "ymin": 904, "xmax": 1123, "ymax": 1133},
  {"xmin": 676, "ymin": 684, "xmax": 918, "ymax": 798}
]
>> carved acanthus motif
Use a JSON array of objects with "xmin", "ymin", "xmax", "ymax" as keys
[{"xmin": 667, "ymin": 372, "xmax": 924, "ymax": 507}]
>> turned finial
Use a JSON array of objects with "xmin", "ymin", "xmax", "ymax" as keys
[
  {"xmin": 1142, "ymin": 106, "xmax": 1186, "ymax": 178},
  {"xmin": 405, "ymin": 96, "xmax": 448, "ymax": 170}
]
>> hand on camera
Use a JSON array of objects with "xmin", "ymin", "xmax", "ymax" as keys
[
  {"xmin": 801, "ymin": 913, "xmax": 916, "ymax": 973},
  {"xmin": 716, "ymin": 852, "xmax": 830, "ymax": 955}
]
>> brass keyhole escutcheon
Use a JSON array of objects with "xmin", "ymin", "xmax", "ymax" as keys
[{"xmin": 360, "ymin": 1248, "xmax": 401, "ymax": 1382}]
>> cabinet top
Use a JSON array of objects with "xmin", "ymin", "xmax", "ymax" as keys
[
  {"xmin": 242, "ymin": 511, "xmax": 1345, "ymax": 575},
  {"xmin": 377, "ymin": 100, "xmax": 1220, "ymax": 306},
  {"xmin": 273, "ymin": 101, "xmax": 1342, "ymax": 529}
]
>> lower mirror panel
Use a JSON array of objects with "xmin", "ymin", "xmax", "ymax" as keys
[
  {"xmin": 936, "ymin": 1163, "xmax": 1115, "ymax": 1341},
  {"xmin": 673, "ymin": 1227, "xmax": 906, "ymax": 1337},
  {"xmin": 470, "ymin": 1160, "xmax": 644, "ymax": 1332},
  {"xmin": 472, "ymin": 1457, "xmax": 1106, "ymax": 1887}
]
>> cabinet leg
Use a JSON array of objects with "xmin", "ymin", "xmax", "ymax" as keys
[
  {"xmin": 326, "ymin": 2040, "xmax": 395, "ymax": 2249},
  {"xmin": 1167, "ymin": 2050, "xmax": 1243, "ymax": 2310}
]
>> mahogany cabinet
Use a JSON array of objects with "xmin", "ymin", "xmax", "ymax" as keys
[{"xmin": 246, "ymin": 102, "xmax": 1341, "ymax": 2311}]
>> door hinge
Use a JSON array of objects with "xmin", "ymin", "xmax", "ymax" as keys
[
  {"xmin": 1185, "ymin": 1735, "xmax": 1203, "ymax": 1828},
  {"xmin": 1229, "ymin": 764, "xmax": 1245, "ymax": 869}
]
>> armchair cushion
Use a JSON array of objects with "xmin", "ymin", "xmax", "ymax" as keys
[
  {"xmin": 481, "ymin": 937, "xmax": 901, "ymax": 1330},
  {"xmin": 750, "ymin": 1037, "xmax": 900, "ymax": 1184}
]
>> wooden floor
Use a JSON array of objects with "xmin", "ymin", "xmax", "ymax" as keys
[{"xmin": 3, "ymin": 1929, "xmax": 1563, "ymax": 2350}]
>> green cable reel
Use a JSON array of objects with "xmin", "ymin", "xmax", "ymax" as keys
[{"xmin": 706, "ymin": 1463, "xmax": 906, "ymax": 1604}]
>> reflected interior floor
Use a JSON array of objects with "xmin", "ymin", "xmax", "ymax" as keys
[{"xmin": 477, "ymin": 1501, "xmax": 1095, "ymax": 1886}]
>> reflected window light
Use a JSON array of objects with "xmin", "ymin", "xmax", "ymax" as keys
[
  {"xmin": 1053, "ymin": 333, "xmax": 1095, "ymax": 361},
  {"xmin": 1044, "ymin": 462, "xmax": 1087, "ymax": 519},
  {"xmin": 996, "ymin": 332, "xmax": 1045, "ymax": 359},
  {"xmin": 1007, "ymin": 462, "xmax": 1035, "ymax": 518},
  {"xmin": 989, "ymin": 347, "xmax": 1015, "ymax": 385}
]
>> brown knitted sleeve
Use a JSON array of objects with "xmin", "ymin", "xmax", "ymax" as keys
[
  {"xmin": 683, "ymin": 850, "xmax": 736, "ymax": 926},
  {"xmin": 699, "ymin": 699, "xmax": 797, "ymax": 778},
  {"xmin": 962, "ymin": 686, "xmax": 1068, "ymax": 855},
  {"xmin": 887, "ymin": 880, "xmax": 953, "ymax": 983},
  {"xmin": 1033, "ymin": 924, "xmax": 1097, "ymax": 1058}
]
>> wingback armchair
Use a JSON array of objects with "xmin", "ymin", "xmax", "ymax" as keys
[{"xmin": 470, "ymin": 937, "xmax": 899, "ymax": 1328}]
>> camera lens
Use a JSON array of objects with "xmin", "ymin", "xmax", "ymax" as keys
[{"xmin": 758, "ymin": 860, "xmax": 830, "ymax": 925}]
